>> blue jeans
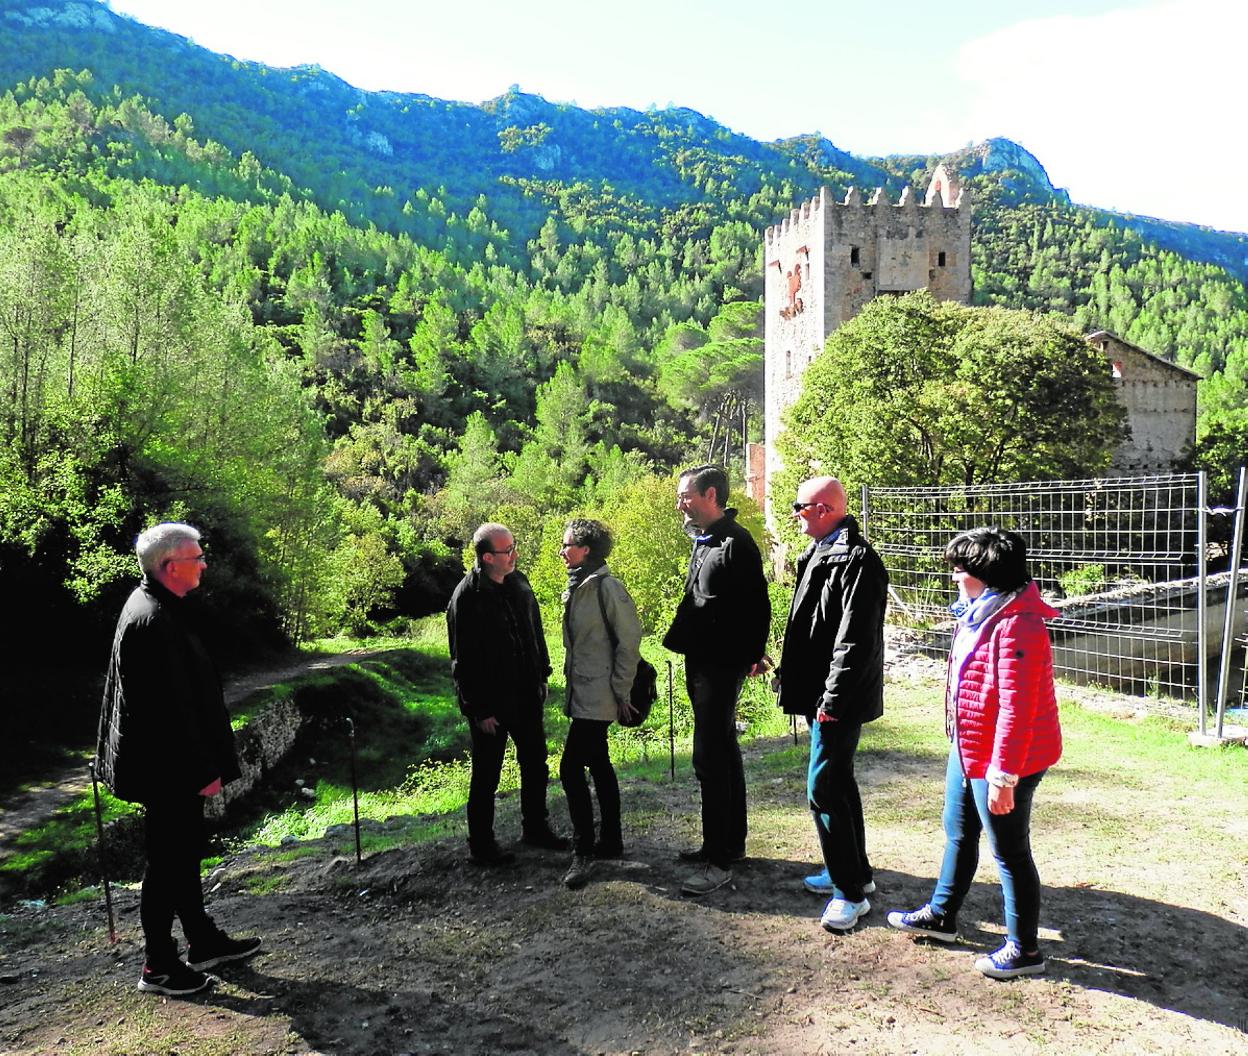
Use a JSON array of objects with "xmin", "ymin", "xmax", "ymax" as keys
[
  {"xmin": 686, "ymin": 660, "xmax": 748, "ymax": 867},
  {"xmin": 808, "ymin": 718, "xmax": 872, "ymax": 902},
  {"xmin": 930, "ymin": 746, "xmax": 1046, "ymax": 948}
]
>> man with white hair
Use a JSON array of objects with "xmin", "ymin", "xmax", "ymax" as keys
[{"xmin": 96, "ymin": 522, "xmax": 261, "ymax": 996}]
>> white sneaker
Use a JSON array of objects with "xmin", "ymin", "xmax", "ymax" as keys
[{"xmin": 820, "ymin": 896, "xmax": 871, "ymax": 932}]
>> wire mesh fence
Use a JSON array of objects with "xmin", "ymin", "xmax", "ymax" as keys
[{"xmin": 863, "ymin": 473, "xmax": 1210, "ymax": 703}]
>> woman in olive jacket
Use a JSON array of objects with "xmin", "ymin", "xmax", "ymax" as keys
[{"xmin": 558, "ymin": 519, "xmax": 642, "ymax": 889}]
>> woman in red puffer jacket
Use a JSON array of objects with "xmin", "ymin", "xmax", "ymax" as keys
[{"xmin": 887, "ymin": 527, "xmax": 1062, "ymax": 980}]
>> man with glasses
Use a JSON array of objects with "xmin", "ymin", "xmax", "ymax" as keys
[
  {"xmin": 96, "ymin": 522, "xmax": 261, "ymax": 997},
  {"xmin": 776, "ymin": 477, "xmax": 888, "ymax": 933},
  {"xmin": 446, "ymin": 522, "xmax": 567, "ymax": 866},
  {"xmin": 663, "ymin": 465, "xmax": 770, "ymax": 896}
]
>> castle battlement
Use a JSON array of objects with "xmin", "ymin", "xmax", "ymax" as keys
[{"xmin": 755, "ymin": 164, "xmax": 973, "ymax": 514}]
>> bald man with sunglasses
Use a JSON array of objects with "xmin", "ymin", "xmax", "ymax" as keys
[{"xmin": 776, "ymin": 477, "xmax": 888, "ymax": 934}]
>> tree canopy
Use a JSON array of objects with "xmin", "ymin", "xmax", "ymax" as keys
[{"xmin": 772, "ymin": 292, "xmax": 1128, "ymax": 537}]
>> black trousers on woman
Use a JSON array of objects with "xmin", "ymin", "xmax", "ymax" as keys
[{"xmin": 559, "ymin": 718, "xmax": 621, "ymax": 856}]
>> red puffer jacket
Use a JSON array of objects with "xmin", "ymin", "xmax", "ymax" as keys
[{"xmin": 946, "ymin": 581, "xmax": 1062, "ymax": 779}]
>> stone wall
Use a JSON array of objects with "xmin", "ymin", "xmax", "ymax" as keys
[
  {"xmin": 762, "ymin": 175, "xmax": 971, "ymax": 516},
  {"xmin": 1088, "ymin": 332, "xmax": 1199, "ymax": 473}
]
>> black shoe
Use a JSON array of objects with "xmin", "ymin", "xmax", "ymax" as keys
[
  {"xmin": 563, "ymin": 855, "xmax": 595, "ymax": 889},
  {"xmin": 137, "ymin": 960, "xmax": 211, "ymax": 996},
  {"xmin": 186, "ymin": 931, "xmax": 263, "ymax": 971},
  {"xmin": 592, "ymin": 839, "xmax": 624, "ymax": 860},
  {"xmin": 469, "ymin": 844, "xmax": 517, "ymax": 867},
  {"xmin": 521, "ymin": 827, "xmax": 570, "ymax": 851},
  {"xmin": 886, "ymin": 904, "xmax": 958, "ymax": 943},
  {"xmin": 678, "ymin": 846, "xmax": 746, "ymax": 864}
]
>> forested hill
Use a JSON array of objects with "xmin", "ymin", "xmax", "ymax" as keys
[
  {"xmin": 2, "ymin": 0, "xmax": 1247, "ymax": 749},
  {"xmin": 3, "ymin": 0, "xmax": 1246, "ymax": 277}
]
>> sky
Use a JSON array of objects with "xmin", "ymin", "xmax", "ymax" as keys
[{"xmin": 104, "ymin": 0, "xmax": 1247, "ymax": 233}]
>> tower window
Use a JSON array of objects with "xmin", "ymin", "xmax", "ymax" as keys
[
  {"xmin": 938, "ymin": 251, "xmax": 947, "ymax": 267},
  {"xmin": 785, "ymin": 349, "xmax": 793, "ymax": 378},
  {"xmin": 850, "ymin": 246, "xmax": 860, "ymax": 265}
]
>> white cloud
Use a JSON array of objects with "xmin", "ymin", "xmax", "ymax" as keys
[{"xmin": 955, "ymin": 0, "xmax": 1248, "ymax": 232}]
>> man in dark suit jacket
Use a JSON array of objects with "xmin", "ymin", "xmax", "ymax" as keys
[
  {"xmin": 446, "ymin": 522, "xmax": 567, "ymax": 866},
  {"xmin": 96, "ymin": 522, "xmax": 261, "ymax": 997},
  {"xmin": 776, "ymin": 478, "xmax": 887, "ymax": 933},
  {"xmin": 663, "ymin": 466, "xmax": 770, "ymax": 896}
]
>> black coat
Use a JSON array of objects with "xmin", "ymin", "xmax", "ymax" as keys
[
  {"xmin": 446, "ymin": 567, "xmax": 552, "ymax": 723},
  {"xmin": 95, "ymin": 578, "xmax": 240, "ymax": 803},
  {"xmin": 662, "ymin": 508, "xmax": 771, "ymax": 669},
  {"xmin": 777, "ymin": 516, "xmax": 887, "ymax": 723}
]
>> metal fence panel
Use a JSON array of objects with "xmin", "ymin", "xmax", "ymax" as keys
[{"xmin": 864, "ymin": 474, "xmax": 1207, "ymax": 702}]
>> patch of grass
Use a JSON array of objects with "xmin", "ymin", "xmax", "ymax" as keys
[
  {"xmin": 0, "ymin": 786, "xmax": 135, "ymax": 882},
  {"xmin": 52, "ymin": 885, "xmax": 101, "ymax": 906}
]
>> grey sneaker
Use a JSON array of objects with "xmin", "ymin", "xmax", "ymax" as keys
[
  {"xmin": 681, "ymin": 863, "xmax": 733, "ymax": 896},
  {"xmin": 563, "ymin": 854, "xmax": 595, "ymax": 889}
]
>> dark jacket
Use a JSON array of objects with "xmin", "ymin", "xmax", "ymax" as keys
[
  {"xmin": 95, "ymin": 577, "xmax": 240, "ymax": 804},
  {"xmin": 663, "ymin": 508, "xmax": 770, "ymax": 669},
  {"xmin": 446, "ymin": 567, "xmax": 552, "ymax": 723},
  {"xmin": 777, "ymin": 516, "xmax": 888, "ymax": 724}
]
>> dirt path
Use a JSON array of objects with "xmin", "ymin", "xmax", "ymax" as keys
[
  {"xmin": 0, "ymin": 651, "xmax": 373, "ymax": 850},
  {"xmin": 1, "ymin": 672, "xmax": 1245, "ymax": 1055}
]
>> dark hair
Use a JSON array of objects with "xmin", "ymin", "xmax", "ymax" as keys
[
  {"xmin": 944, "ymin": 527, "xmax": 1031, "ymax": 592},
  {"xmin": 679, "ymin": 464, "xmax": 728, "ymax": 507},
  {"xmin": 472, "ymin": 522, "xmax": 511, "ymax": 563},
  {"xmin": 564, "ymin": 518, "xmax": 613, "ymax": 562}
]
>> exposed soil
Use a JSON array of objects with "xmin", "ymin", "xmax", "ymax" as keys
[{"xmin": 2, "ymin": 666, "xmax": 1246, "ymax": 1056}]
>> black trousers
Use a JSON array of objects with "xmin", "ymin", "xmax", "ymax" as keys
[
  {"xmin": 559, "ymin": 718, "xmax": 621, "ymax": 855},
  {"xmin": 467, "ymin": 709, "xmax": 551, "ymax": 852},
  {"xmin": 686, "ymin": 659, "xmax": 748, "ymax": 868},
  {"xmin": 140, "ymin": 794, "xmax": 213, "ymax": 964}
]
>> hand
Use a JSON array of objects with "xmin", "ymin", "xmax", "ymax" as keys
[
  {"xmin": 617, "ymin": 699, "xmax": 638, "ymax": 723},
  {"xmin": 539, "ymin": 683, "xmax": 549, "ymax": 704},
  {"xmin": 199, "ymin": 778, "xmax": 222, "ymax": 797},
  {"xmin": 476, "ymin": 716, "xmax": 500, "ymax": 735},
  {"xmin": 748, "ymin": 655, "xmax": 773, "ymax": 678},
  {"xmin": 815, "ymin": 706, "xmax": 839, "ymax": 724},
  {"xmin": 987, "ymin": 783, "xmax": 1015, "ymax": 815}
]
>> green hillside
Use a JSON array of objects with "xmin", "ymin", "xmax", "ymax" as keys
[{"xmin": 1, "ymin": 0, "xmax": 1246, "ymax": 747}]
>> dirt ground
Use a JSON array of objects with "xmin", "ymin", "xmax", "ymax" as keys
[{"xmin": 2, "ymin": 669, "xmax": 1246, "ymax": 1056}]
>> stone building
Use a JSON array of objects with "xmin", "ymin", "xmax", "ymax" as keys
[
  {"xmin": 1086, "ymin": 331, "xmax": 1200, "ymax": 474},
  {"xmin": 749, "ymin": 165, "xmax": 972, "ymax": 507}
]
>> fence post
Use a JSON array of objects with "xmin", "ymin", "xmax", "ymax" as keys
[
  {"xmin": 1214, "ymin": 466, "xmax": 1248, "ymax": 739},
  {"xmin": 860, "ymin": 484, "xmax": 870, "ymax": 539},
  {"xmin": 1197, "ymin": 472, "xmax": 1209, "ymax": 735}
]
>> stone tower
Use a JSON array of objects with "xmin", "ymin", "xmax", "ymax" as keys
[{"xmin": 754, "ymin": 165, "xmax": 971, "ymax": 508}]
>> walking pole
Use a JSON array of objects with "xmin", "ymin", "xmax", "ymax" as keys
[
  {"xmin": 345, "ymin": 717, "xmax": 362, "ymax": 866},
  {"xmin": 87, "ymin": 762, "xmax": 118, "ymax": 945},
  {"xmin": 667, "ymin": 659, "xmax": 676, "ymax": 782}
]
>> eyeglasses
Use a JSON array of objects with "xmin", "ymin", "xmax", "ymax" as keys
[
  {"xmin": 559, "ymin": 542, "xmax": 585, "ymax": 552},
  {"xmin": 166, "ymin": 554, "xmax": 207, "ymax": 566},
  {"xmin": 488, "ymin": 544, "xmax": 517, "ymax": 556},
  {"xmin": 791, "ymin": 501, "xmax": 827, "ymax": 514}
]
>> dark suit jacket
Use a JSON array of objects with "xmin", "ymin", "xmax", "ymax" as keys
[{"xmin": 777, "ymin": 516, "xmax": 887, "ymax": 723}]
